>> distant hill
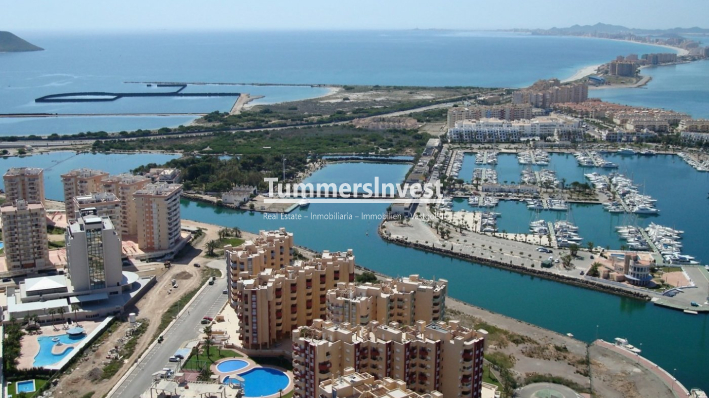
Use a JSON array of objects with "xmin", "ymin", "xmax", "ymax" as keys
[
  {"xmin": 525, "ymin": 23, "xmax": 709, "ymax": 36},
  {"xmin": 0, "ymin": 31, "xmax": 43, "ymax": 52}
]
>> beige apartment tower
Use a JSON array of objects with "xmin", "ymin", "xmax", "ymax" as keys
[
  {"xmin": 1, "ymin": 200, "xmax": 50, "ymax": 271},
  {"xmin": 225, "ymin": 228, "xmax": 294, "ymax": 277},
  {"xmin": 3, "ymin": 167, "xmax": 45, "ymax": 205},
  {"xmin": 61, "ymin": 168, "xmax": 110, "ymax": 218},
  {"xmin": 293, "ymin": 319, "xmax": 486, "ymax": 398},
  {"xmin": 326, "ymin": 275, "xmax": 447, "ymax": 327},
  {"xmin": 233, "ymin": 250, "xmax": 356, "ymax": 349},
  {"xmin": 133, "ymin": 183, "xmax": 182, "ymax": 252},
  {"xmin": 72, "ymin": 192, "xmax": 122, "ymax": 238},
  {"xmin": 101, "ymin": 173, "xmax": 150, "ymax": 238}
]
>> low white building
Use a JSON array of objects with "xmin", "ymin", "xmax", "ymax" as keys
[{"xmin": 222, "ymin": 185, "xmax": 257, "ymax": 205}]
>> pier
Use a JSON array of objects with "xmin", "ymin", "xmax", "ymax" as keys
[
  {"xmin": 547, "ymin": 221, "xmax": 558, "ymax": 248},
  {"xmin": 35, "ymin": 84, "xmax": 241, "ymax": 103}
]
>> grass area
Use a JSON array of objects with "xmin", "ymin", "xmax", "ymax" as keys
[
  {"xmin": 7, "ymin": 378, "xmax": 48, "ymax": 397},
  {"xmin": 483, "ymin": 365, "xmax": 502, "ymax": 389},
  {"xmin": 523, "ymin": 373, "xmax": 591, "ymax": 393},
  {"xmin": 485, "ymin": 351, "xmax": 516, "ymax": 369},
  {"xmin": 220, "ymin": 237, "xmax": 245, "ymax": 247},
  {"xmin": 182, "ymin": 347, "xmax": 243, "ymax": 371},
  {"xmin": 49, "ymin": 240, "xmax": 66, "ymax": 249}
]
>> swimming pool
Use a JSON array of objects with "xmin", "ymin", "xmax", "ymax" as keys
[
  {"xmin": 224, "ymin": 368, "xmax": 289, "ymax": 397},
  {"xmin": 16, "ymin": 380, "xmax": 36, "ymax": 393},
  {"xmin": 216, "ymin": 359, "xmax": 248, "ymax": 373},
  {"xmin": 33, "ymin": 333, "xmax": 86, "ymax": 367}
]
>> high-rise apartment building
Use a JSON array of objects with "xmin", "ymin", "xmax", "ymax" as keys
[
  {"xmin": 225, "ymin": 228, "xmax": 294, "ymax": 277},
  {"xmin": 133, "ymin": 183, "xmax": 182, "ymax": 251},
  {"xmin": 0, "ymin": 200, "xmax": 50, "ymax": 271},
  {"xmin": 65, "ymin": 215, "xmax": 123, "ymax": 292},
  {"xmin": 513, "ymin": 79, "xmax": 588, "ymax": 108},
  {"xmin": 3, "ymin": 167, "xmax": 45, "ymax": 205},
  {"xmin": 101, "ymin": 173, "xmax": 150, "ymax": 238},
  {"xmin": 326, "ymin": 276, "xmax": 447, "ymax": 327},
  {"xmin": 292, "ymin": 319, "xmax": 486, "ymax": 398},
  {"xmin": 61, "ymin": 168, "xmax": 110, "ymax": 218},
  {"xmin": 73, "ymin": 193, "xmax": 122, "ymax": 238},
  {"xmin": 232, "ymin": 250, "xmax": 356, "ymax": 349}
]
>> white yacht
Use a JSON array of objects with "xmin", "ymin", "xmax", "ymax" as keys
[
  {"xmin": 633, "ymin": 205, "xmax": 659, "ymax": 214},
  {"xmin": 614, "ymin": 337, "xmax": 642, "ymax": 354},
  {"xmin": 617, "ymin": 148, "xmax": 636, "ymax": 155},
  {"xmin": 298, "ymin": 199, "xmax": 310, "ymax": 208}
]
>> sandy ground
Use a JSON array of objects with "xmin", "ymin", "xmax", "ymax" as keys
[
  {"xmin": 562, "ymin": 64, "xmax": 601, "ymax": 83},
  {"xmin": 662, "ymin": 271, "xmax": 689, "ymax": 287},
  {"xmin": 50, "ymin": 221, "xmax": 222, "ymax": 398}
]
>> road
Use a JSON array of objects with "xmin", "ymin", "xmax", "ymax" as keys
[{"xmin": 110, "ymin": 266, "xmax": 228, "ymax": 398}]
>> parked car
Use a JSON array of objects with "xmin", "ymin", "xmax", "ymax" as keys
[
  {"xmin": 193, "ymin": 263, "xmax": 201, "ymax": 267},
  {"xmin": 222, "ymin": 289, "xmax": 228, "ymax": 294},
  {"xmin": 168, "ymin": 356, "xmax": 179, "ymax": 362}
]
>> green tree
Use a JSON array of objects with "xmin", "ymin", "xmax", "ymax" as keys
[
  {"xmin": 206, "ymin": 240, "xmax": 219, "ymax": 256},
  {"xmin": 561, "ymin": 254, "xmax": 573, "ymax": 269},
  {"xmin": 355, "ymin": 271, "xmax": 378, "ymax": 284},
  {"xmin": 203, "ymin": 325, "xmax": 213, "ymax": 359},
  {"xmin": 588, "ymin": 262, "xmax": 602, "ymax": 277},
  {"xmin": 569, "ymin": 244, "xmax": 579, "ymax": 257}
]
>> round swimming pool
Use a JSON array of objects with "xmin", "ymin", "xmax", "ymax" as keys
[
  {"xmin": 216, "ymin": 359, "xmax": 248, "ymax": 373},
  {"xmin": 224, "ymin": 368, "xmax": 289, "ymax": 397}
]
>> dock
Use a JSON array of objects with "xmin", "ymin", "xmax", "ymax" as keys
[
  {"xmin": 651, "ymin": 297, "xmax": 709, "ymax": 313},
  {"xmin": 547, "ymin": 221, "xmax": 558, "ymax": 249}
]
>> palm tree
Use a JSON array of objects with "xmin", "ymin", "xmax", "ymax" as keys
[
  {"xmin": 206, "ymin": 240, "xmax": 219, "ymax": 256},
  {"xmin": 71, "ymin": 304, "xmax": 79, "ymax": 323},
  {"xmin": 58, "ymin": 307, "xmax": 66, "ymax": 324},
  {"xmin": 232, "ymin": 227, "xmax": 242, "ymax": 238},
  {"xmin": 48, "ymin": 308, "xmax": 56, "ymax": 325},
  {"xmin": 203, "ymin": 325, "xmax": 213, "ymax": 359}
]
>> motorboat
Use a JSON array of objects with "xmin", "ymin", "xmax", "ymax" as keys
[
  {"xmin": 617, "ymin": 148, "xmax": 636, "ymax": 155},
  {"xmin": 633, "ymin": 205, "xmax": 659, "ymax": 214},
  {"xmin": 614, "ymin": 337, "xmax": 641, "ymax": 354},
  {"xmin": 298, "ymin": 199, "xmax": 310, "ymax": 208}
]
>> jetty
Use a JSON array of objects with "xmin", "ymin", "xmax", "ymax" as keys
[{"xmin": 35, "ymin": 84, "xmax": 241, "ymax": 103}]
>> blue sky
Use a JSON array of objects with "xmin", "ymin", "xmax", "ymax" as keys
[{"xmin": 3, "ymin": 0, "xmax": 708, "ymax": 32}]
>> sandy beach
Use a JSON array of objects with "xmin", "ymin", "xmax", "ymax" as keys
[{"xmin": 562, "ymin": 64, "xmax": 601, "ymax": 83}]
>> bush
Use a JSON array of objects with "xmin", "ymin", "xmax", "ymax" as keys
[{"xmin": 355, "ymin": 271, "xmax": 378, "ymax": 284}]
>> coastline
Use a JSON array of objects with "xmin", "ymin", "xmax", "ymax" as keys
[
  {"xmin": 242, "ymin": 85, "xmax": 343, "ymax": 111},
  {"xmin": 561, "ymin": 63, "xmax": 601, "ymax": 83}
]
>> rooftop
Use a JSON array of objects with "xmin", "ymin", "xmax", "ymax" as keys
[
  {"xmin": 4, "ymin": 167, "xmax": 43, "ymax": 177},
  {"xmin": 134, "ymin": 183, "xmax": 182, "ymax": 197}
]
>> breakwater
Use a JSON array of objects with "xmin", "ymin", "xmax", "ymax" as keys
[
  {"xmin": 379, "ymin": 227, "xmax": 650, "ymax": 301},
  {"xmin": 35, "ymin": 84, "xmax": 240, "ymax": 103}
]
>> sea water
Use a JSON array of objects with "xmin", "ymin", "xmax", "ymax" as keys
[{"xmin": 1, "ymin": 30, "xmax": 672, "ymax": 135}]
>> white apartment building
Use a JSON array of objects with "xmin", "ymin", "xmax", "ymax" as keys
[
  {"xmin": 61, "ymin": 168, "xmax": 110, "ymax": 219},
  {"xmin": 133, "ymin": 183, "xmax": 183, "ymax": 252},
  {"xmin": 3, "ymin": 167, "xmax": 45, "ymax": 205},
  {"xmin": 65, "ymin": 215, "xmax": 123, "ymax": 293},
  {"xmin": 447, "ymin": 104, "xmax": 533, "ymax": 127},
  {"xmin": 448, "ymin": 117, "xmax": 582, "ymax": 142},
  {"xmin": 101, "ymin": 173, "xmax": 150, "ymax": 238},
  {"xmin": 73, "ymin": 193, "xmax": 122, "ymax": 238},
  {"xmin": 0, "ymin": 200, "xmax": 50, "ymax": 272}
]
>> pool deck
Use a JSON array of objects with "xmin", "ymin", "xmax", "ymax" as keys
[
  {"xmin": 18, "ymin": 319, "xmax": 102, "ymax": 370},
  {"xmin": 209, "ymin": 358, "xmax": 293, "ymax": 398}
]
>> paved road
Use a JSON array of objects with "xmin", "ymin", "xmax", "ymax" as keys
[{"xmin": 111, "ymin": 268, "xmax": 228, "ymax": 398}]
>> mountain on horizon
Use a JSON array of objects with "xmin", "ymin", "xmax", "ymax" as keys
[
  {"xmin": 0, "ymin": 31, "xmax": 43, "ymax": 52},
  {"xmin": 530, "ymin": 23, "xmax": 709, "ymax": 36}
]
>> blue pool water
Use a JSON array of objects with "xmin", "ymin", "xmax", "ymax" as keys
[
  {"xmin": 0, "ymin": 242, "xmax": 4, "ymax": 250},
  {"xmin": 16, "ymin": 380, "xmax": 36, "ymax": 393},
  {"xmin": 224, "ymin": 368, "xmax": 290, "ymax": 397},
  {"xmin": 216, "ymin": 359, "xmax": 248, "ymax": 373},
  {"xmin": 33, "ymin": 333, "xmax": 86, "ymax": 367}
]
